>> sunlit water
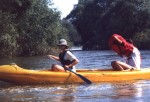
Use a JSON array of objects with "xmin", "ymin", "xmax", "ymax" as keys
[{"xmin": 0, "ymin": 50, "xmax": 150, "ymax": 102}]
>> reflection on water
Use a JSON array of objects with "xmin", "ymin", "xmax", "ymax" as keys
[
  {"xmin": 0, "ymin": 81, "xmax": 147, "ymax": 102},
  {"xmin": 111, "ymin": 82, "xmax": 143, "ymax": 101},
  {"xmin": 0, "ymin": 81, "xmax": 149, "ymax": 102},
  {"xmin": 0, "ymin": 50, "xmax": 150, "ymax": 102}
]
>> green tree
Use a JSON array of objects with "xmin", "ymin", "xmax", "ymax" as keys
[
  {"xmin": 61, "ymin": 19, "xmax": 81, "ymax": 46},
  {"xmin": 0, "ymin": 0, "xmax": 72, "ymax": 57},
  {"xmin": 66, "ymin": 0, "xmax": 150, "ymax": 50}
]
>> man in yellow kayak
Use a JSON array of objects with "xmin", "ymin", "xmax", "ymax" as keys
[
  {"xmin": 48, "ymin": 39, "xmax": 79, "ymax": 72},
  {"xmin": 109, "ymin": 34, "xmax": 141, "ymax": 71}
]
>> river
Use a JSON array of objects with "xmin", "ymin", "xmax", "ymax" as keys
[{"xmin": 0, "ymin": 50, "xmax": 150, "ymax": 102}]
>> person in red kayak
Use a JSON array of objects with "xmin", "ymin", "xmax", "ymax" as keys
[
  {"xmin": 109, "ymin": 34, "xmax": 141, "ymax": 71},
  {"xmin": 48, "ymin": 39, "xmax": 79, "ymax": 72}
]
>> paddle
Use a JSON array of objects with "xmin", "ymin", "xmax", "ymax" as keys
[
  {"xmin": 64, "ymin": 67, "xmax": 92, "ymax": 84},
  {"xmin": 48, "ymin": 55, "xmax": 92, "ymax": 84}
]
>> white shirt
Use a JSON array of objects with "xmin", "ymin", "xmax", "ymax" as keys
[{"xmin": 63, "ymin": 51, "xmax": 78, "ymax": 72}]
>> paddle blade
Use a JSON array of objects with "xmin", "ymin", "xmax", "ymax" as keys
[
  {"xmin": 65, "ymin": 68, "xmax": 92, "ymax": 84},
  {"xmin": 76, "ymin": 73, "xmax": 92, "ymax": 84}
]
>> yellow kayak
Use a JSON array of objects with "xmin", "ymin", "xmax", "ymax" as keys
[{"xmin": 0, "ymin": 64, "xmax": 150, "ymax": 85}]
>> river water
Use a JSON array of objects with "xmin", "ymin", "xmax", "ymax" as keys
[{"xmin": 0, "ymin": 50, "xmax": 150, "ymax": 102}]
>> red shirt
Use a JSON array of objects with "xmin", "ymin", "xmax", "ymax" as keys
[{"xmin": 109, "ymin": 34, "xmax": 134, "ymax": 57}]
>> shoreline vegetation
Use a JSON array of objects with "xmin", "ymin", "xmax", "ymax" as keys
[
  {"xmin": 1, "ymin": 0, "xmax": 150, "ymax": 58},
  {"xmin": 0, "ymin": 0, "xmax": 81, "ymax": 58}
]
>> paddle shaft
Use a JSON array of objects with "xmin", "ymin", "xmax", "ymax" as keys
[
  {"xmin": 65, "ymin": 67, "xmax": 92, "ymax": 84},
  {"xmin": 49, "ymin": 55, "xmax": 92, "ymax": 84}
]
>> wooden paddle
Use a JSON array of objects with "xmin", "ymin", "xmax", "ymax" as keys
[
  {"xmin": 64, "ymin": 67, "xmax": 92, "ymax": 84},
  {"xmin": 48, "ymin": 55, "xmax": 92, "ymax": 84}
]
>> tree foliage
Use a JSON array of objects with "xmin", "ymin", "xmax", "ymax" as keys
[
  {"xmin": 0, "ymin": 0, "xmax": 75, "ymax": 57},
  {"xmin": 61, "ymin": 19, "xmax": 81, "ymax": 46},
  {"xmin": 66, "ymin": 0, "xmax": 150, "ymax": 50}
]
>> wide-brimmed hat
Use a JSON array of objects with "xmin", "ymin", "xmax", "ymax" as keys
[{"xmin": 57, "ymin": 39, "xmax": 68, "ymax": 47}]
